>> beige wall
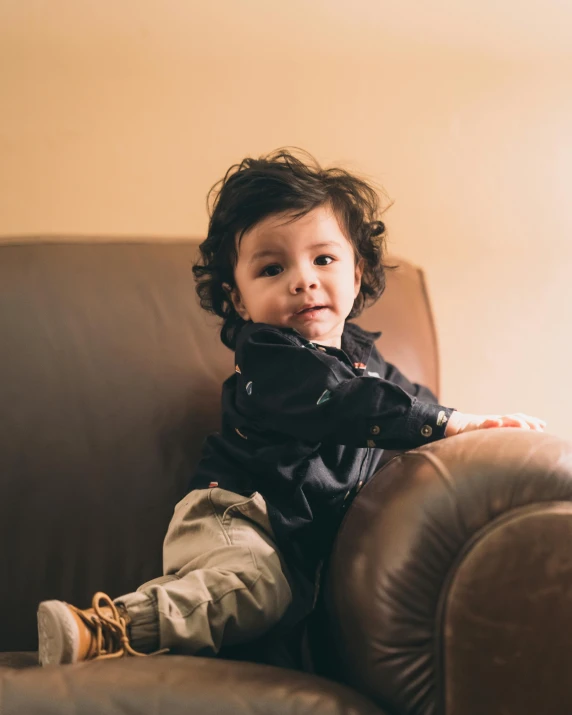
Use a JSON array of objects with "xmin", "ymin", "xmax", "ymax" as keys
[{"xmin": 1, "ymin": 1, "xmax": 571, "ymax": 438}]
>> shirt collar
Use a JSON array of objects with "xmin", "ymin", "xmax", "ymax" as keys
[{"xmin": 237, "ymin": 320, "xmax": 382, "ymax": 371}]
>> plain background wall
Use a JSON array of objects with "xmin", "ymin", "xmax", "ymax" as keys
[{"xmin": 1, "ymin": 0, "xmax": 571, "ymax": 438}]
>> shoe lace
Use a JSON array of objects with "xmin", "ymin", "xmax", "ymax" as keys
[{"xmin": 71, "ymin": 592, "xmax": 167, "ymax": 660}]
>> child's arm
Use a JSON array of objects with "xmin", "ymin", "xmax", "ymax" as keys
[{"xmin": 233, "ymin": 324, "xmax": 546, "ymax": 450}]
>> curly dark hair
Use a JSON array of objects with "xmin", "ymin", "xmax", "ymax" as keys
[{"xmin": 192, "ymin": 147, "xmax": 397, "ymax": 349}]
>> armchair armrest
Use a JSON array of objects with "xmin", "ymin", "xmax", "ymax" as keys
[{"xmin": 322, "ymin": 430, "xmax": 572, "ymax": 714}]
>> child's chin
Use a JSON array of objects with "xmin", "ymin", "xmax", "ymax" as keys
[{"xmin": 299, "ymin": 325, "xmax": 335, "ymax": 342}]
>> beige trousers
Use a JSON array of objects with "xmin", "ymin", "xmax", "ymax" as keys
[{"xmin": 118, "ymin": 488, "xmax": 293, "ymax": 655}]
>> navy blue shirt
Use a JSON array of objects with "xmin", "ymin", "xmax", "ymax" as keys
[{"xmin": 191, "ymin": 321, "xmax": 456, "ymax": 619}]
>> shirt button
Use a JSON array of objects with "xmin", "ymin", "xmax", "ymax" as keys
[
  {"xmin": 421, "ymin": 424, "xmax": 433, "ymax": 437},
  {"xmin": 370, "ymin": 425, "xmax": 380, "ymax": 435}
]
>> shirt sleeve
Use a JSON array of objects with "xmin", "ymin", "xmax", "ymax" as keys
[{"xmin": 233, "ymin": 325, "xmax": 456, "ymax": 450}]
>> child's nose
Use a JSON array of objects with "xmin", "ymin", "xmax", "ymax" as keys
[{"xmin": 290, "ymin": 269, "xmax": 319, "ymax": 293}]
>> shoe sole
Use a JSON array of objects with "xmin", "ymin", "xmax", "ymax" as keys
[{"xmin": 37, "ymin": 601, "xmax": 79, "ymax": 666}]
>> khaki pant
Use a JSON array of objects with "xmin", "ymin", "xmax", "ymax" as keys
[{"xmin": 117, "ymin": 488, "xmax": 293, "ymax": 655}]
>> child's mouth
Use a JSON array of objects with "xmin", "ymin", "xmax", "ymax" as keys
[{"xmin": 296, "ymin": 305, "xmax": 326, "ymax": 316}]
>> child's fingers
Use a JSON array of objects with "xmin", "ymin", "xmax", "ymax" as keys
[
  {"xmin": 473, "ymin": 414, "xmax": 547, "ymax": 432},
  {"xmin": 499, "ymin": 414, "xmax": 545, "ymax": 431}
]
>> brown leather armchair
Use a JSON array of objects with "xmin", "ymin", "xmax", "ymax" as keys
[{"xmin": 1, "ymin": 240, "xmax": 571, "ymax": 715}]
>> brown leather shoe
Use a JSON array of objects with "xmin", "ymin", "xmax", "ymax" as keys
[{"xmin": 37, "ymin": 592, "xmax": 148, "ymax": 666}]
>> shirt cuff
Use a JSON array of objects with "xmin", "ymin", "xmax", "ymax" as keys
[{"xmin": 406, "ymin": 401, "xmax": 456, "ymax": 444}]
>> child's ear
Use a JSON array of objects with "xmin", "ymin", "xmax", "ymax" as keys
[
  {"xmin": 354, "ymin": 259, "xmax": 365, "ymax": 297},
  {"xmin": 223, "ymin": 283, "xmax": 251, "ymax": 321}
]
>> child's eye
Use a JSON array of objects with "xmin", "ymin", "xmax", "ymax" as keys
[
  {"xmin": 315, "ymin": 255, "xmax": 334, "ymax": 265},
  {"xmin": 260, "ymin": 264, "xmax": 283, "ymax": 277}
]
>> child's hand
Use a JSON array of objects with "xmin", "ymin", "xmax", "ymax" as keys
[{"xmin": 445, "ymin": 411, "xmax": 547, "ymax": 437}]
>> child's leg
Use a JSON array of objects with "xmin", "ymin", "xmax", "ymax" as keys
[
  {"xmin": 133, "ymin": 487, "xmax": 293, "ymax": 654},
  {"xmin": 38, "ymin": 487, "xmax": 293, "ymax": 664},
  {"xmin": 119, "ymin": 487, "xmax": 293, "ymax": 655},
  {"xmin": 124, "ymin": 488, "xmax": 292, "ymax": 654}
]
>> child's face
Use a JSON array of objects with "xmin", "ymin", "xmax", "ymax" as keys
[{"xmin": 230, "ymin": 205, "xmax": 363, "ymax": 348}]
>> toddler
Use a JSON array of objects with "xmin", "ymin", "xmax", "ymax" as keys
[{"xmin": 37, "ymin": 148, "xmax": 546, "ymax": 669}]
